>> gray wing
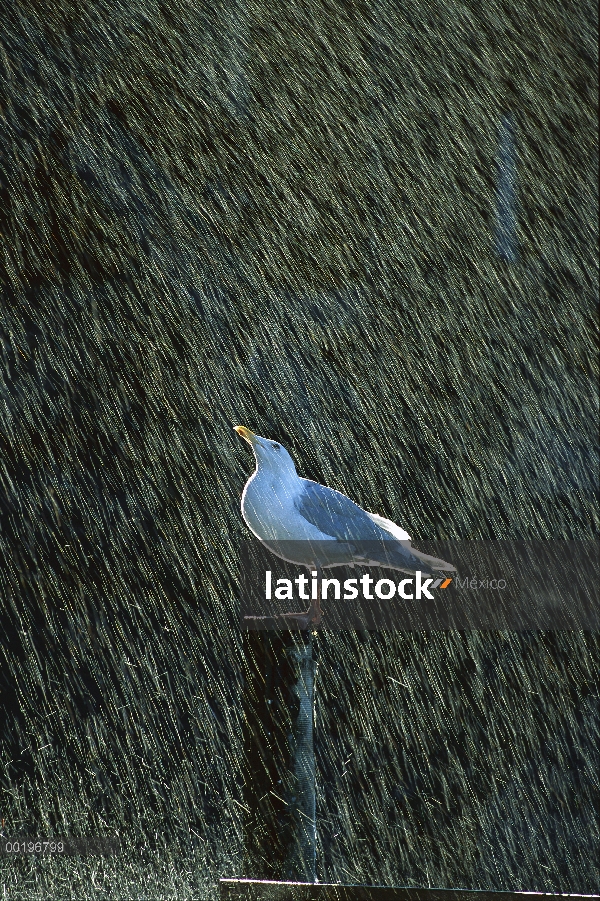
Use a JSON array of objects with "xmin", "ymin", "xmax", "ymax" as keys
[
  {"xmin": 296, "ymin": 479, "xmax": 392, "ymax": 541},
  {"xmin": 296, "ymin": 479, "xmax": 427, "ymax": 570}
]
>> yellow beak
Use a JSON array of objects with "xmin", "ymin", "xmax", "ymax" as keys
[{"xmin": 234, "ymin": 425, "xmax": 255, "ymax": 444}]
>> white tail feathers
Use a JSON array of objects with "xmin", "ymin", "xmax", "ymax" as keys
[{"xmin": 408, "ymin": 546, "xmax": 456, "ymax": 572}]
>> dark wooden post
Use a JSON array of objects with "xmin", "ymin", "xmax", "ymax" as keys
[{"xmin": 242, "ymin": 628, "xmax": 317, "ymax": 883}]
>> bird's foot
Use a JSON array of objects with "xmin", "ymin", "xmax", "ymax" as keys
[
  {"xmin": 276, "ymin": 611, "xmax": 313, "ymax": 629},
  {"xmin": 243, "ymin": 599, "xmax": 321, "ymax": 629},
  {"xmin": 278, "ymin": 604, "xmax": 322, "ymax": 628}
]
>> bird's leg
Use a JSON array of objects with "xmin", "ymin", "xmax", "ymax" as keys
[
  {"xmin": 306, "ymin": 564, "xmax": 323, "ymax": 626},
  {"xmin": 273, "ymin": 573, "xmax": 311, "ymax": 627},
  {"xmin": 272, "ymin": 564, "xmax": 322, "ymax": 628}
]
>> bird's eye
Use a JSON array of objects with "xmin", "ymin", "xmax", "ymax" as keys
[{"xmin": 272, "ymin": 443, "xmax": 280, "ymax": 450}]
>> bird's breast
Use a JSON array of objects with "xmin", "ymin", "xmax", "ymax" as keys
[{"xmin": 241, "ymin": 474, "xmax": 328, "ymax": 542}]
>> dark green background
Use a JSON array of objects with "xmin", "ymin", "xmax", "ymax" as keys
[{"xmin": 0, "ymin": 0, "xmax": 597, "ymax": 896}]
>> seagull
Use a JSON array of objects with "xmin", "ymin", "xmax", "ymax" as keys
[{"xmin": 235, "ymin": 426, "xmax": 455, "ymax": 627}]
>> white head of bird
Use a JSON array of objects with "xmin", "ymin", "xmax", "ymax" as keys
[{"xmin": 234, "ymin": 426, "xmax": 298, "ymax": 482}]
